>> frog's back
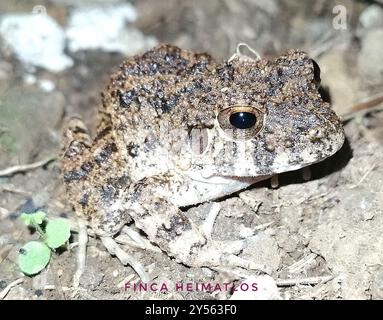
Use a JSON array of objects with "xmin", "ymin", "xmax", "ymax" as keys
[{"xmin": 100, "ymin": 45, "xmax": 220, "ymax": 180}]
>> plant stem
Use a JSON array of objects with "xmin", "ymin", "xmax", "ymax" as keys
[{"xmin": 33, "ymin": 223, "xmax": 45, "ymax": 237}]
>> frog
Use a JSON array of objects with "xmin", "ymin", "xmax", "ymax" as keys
[{"xmin": 62, "ymin": 44, "xmax": 345, "ymax": 272}]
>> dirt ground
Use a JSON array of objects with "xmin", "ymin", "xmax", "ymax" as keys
[{"xmin": 1, "ymin": 0, "xmax": 383, "ymax": 300}]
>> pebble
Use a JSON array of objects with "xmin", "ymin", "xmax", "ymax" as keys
[
  {"xmin": 0, "ymin": 13, "xmax": 73, "ymax": 72},
  {"xmin": 66, "ymin": 4, "xmax": 157, "ymax": 55},
  {"xmin": 38, "ymin": 79, "xmax": 56, "ymax": 92},
  {"xmin": 359, "ymin": 5, "xmax": 383, "ymax": 30},
  {"xmin": 357, "ymin": 29, "xmax": 383, "ymax": 82}
]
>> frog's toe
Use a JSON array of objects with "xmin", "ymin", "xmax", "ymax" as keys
[{"xmin": 101, "ymin": 236, "xmax": 150, "ymax": 282}]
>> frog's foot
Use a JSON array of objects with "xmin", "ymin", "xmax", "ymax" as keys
[
  {"xmin": 73, "ymin": 219, "xmax": 88, "ymax": 288},
  {"xmin": 100, "ymin": 236, "xmax": 150, "ymax": 283},
  {"xmin": 186, "ymin": 203, "xmax": 268, "ymax": 271},
  {"xmin": 201, "ymin": 203, "xmax": 221, "ymax": 239},
  {"xmin": 126, "ymin": 197, "xmax": 268, "ymax": 272},
  {"xmin": 115, "ymin": 226, "xmax": 162, "ymax": 253},
  {"xmin": 125, "ymin": 196, "xmax": 206, "ymax": 263}
]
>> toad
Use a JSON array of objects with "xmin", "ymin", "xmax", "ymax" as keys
[{"xmin": 62, "ymin": 44, "xmax": 344, "ymax": 276}]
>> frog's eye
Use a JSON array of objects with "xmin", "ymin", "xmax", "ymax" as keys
[
  {"xmin": 311, "ymin": 59, "xmax": 321, "ymax": 86},
  {"xmin": 218, "ymin": 105, "xmax": 265, "ymax": 140}
]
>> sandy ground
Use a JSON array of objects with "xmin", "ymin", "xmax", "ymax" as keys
[{"xmin": 0, "ymin": 0, "xmax": 383, "ymax": 300}]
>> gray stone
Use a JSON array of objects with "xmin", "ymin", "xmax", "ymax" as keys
[
  {"xmin": 0, "ymin": 13, "xmax": 73, "ymax": 72},
  {"xmin": 359, "ymin": 5, "xmax": 383, "ymax": 30},
  {"xmin": 241, "ymin": 232, "xmax": 281, "ymax": 273},
  {"xmin": 358, "ymin": 29, "xmax": 383, "ymax": 82},
  {"xmin": 66, "ymin": 4, "xmax": 157, "ymax": 55}
]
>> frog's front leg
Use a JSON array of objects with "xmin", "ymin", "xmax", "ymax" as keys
[
  {"xmin": 124, "ymin": 176, "xmax": 207, "ymax": 263},
  {"xmin": 124, "ymin": 176, "xmax": 261, "ymax": 270}
]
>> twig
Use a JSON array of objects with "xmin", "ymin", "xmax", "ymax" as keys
[
  {"xmin": 341, "ymin": 94, "xmax": 383, "ymax": 122},
  {"xmin": 73, "ymin": 220, "xmax": 88, "ymax": 288},
  {"xmin": 287, "ymin": 253, "xmax": 317, "ymax": 274},
  {"xmin": 342, "ymin": 104, "xmax": 383, "ymax": 122},
  {"xmin": 0, "ymin": 184, "xmax": 30, "ymax": 195},
  {"xmin": 0, "ymin": 156, "xmax": 56, "ymax": 177},
  {"xmin": 349, "ymin": 163, "xmax": 377, "ymax": 189},
  {"xmin": 0, "ymin": 245, "xmax": 13, "ymax": 265},
  {"xmin": 0, "ymin": 278, "xmax": 24, "ymax": 299},
  {"xmin": 276, "ymin": 275, "xmax": 335, "ymax": 287},
  {"xmin": 202, "ymin": 203, "xmax": 221, "ymax": 239},
  {"xmin": 350, "ymin": 93, "xmax": 383, "ymax": 112},
  {"xmin": 253, "ymin": 221, "xmax": 274, "ymax": 230}
]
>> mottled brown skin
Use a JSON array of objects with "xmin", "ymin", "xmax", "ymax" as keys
[{"xmin": 62, "ymin": 44, "xmax": 344, "ymax": 266}]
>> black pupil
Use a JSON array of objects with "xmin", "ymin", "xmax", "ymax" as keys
[{"xmin": 229, "ymin": 112, "xmax": 257, "ymax": 129}]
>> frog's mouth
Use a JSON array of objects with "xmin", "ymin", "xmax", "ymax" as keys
[
  {"xmin": 185, "ymin": 121, "xmax": 345, "ymax": 178},
  {"xmin": 184, "ymin": 169, "xmax": 270, "ymax": 184}
]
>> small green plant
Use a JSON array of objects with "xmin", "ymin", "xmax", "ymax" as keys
[{"xmin": 18, "ymin": 211, "xmax": 71, "ymax": 275}]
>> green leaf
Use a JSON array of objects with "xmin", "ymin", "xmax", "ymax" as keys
[
  {"xmin": 20, "ymin": 211, "xmax": 46, "ymax": 226},
  {"xmin": 44, "ymin": 219, "xmax": 71, "ymax": 249},
  {"xmin": 18, "ymin": 241, "xmax": 51, "ymax": 275}
]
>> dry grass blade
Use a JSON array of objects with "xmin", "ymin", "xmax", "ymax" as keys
[{"xmin": 0, "ymin": 156, "xmax": 56, "ymax": 177}]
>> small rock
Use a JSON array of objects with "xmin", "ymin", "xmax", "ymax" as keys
[
  {"xmin": 241, "ymin": 232, "xmax": 280, "ymax": 273},
  {"xmin": 358, "ymin": 29, "xmax": 383, "ymax": 83},
  {"xmin": 66, "ymin": 4, "xmax": 157, "ymax": 55},
  {"xmin": 0, "ymin": 13, "xmax": 73, "ymax": 72},
  {"xmin": 23, "ymin": 74, "xmax": 37, "ymax": 85},
  {"xmin": 359, "ymin": 5, "xmax": 383, "ymax": 30},
  {"xmin": 38, "ymin": 79, "xmax": 56, "ymax": 92}
]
